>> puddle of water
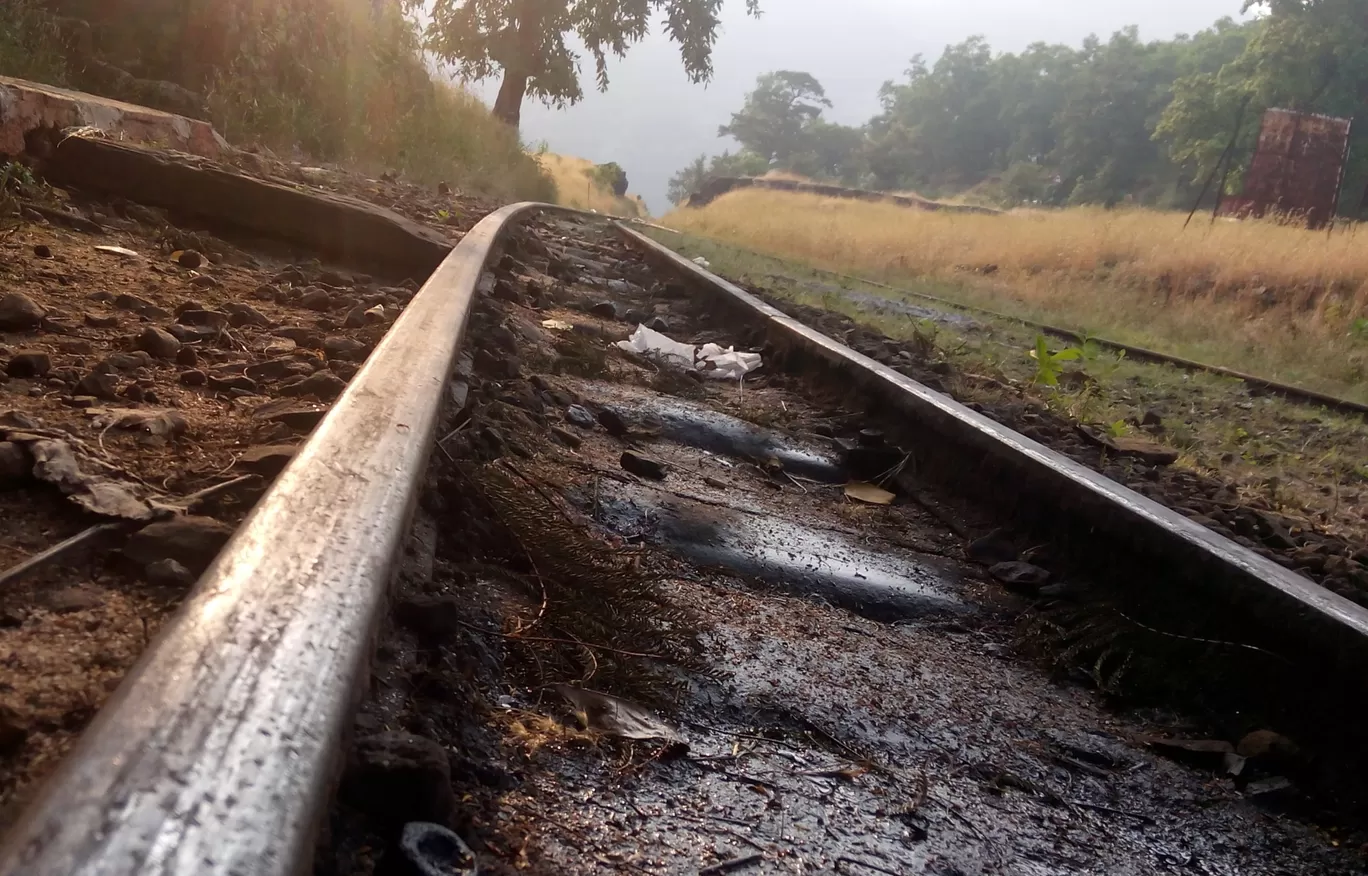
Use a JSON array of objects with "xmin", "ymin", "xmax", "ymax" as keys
[
  {"xmin": 608, "ymin": 397, "xmax": 846, "ymax": 483},
  {"xmin": 591, "ymin": 484, "xmax": 967, "ymax": 622}
]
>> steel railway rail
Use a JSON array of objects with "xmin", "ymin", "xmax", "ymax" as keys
[{"xmin": 0, "ymin": 202, "xmax": 1366, "ymax": 875}]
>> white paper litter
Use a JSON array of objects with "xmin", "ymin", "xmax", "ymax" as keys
[
  {"xmin": 692, "ymin": 256, "xmax": 711, "ymax": 268},
  {"xmin": 616, "ymin": 324, "xmax": 696, "ymax": 369},
  {"xmin": 697, "ymin": 342, "xmax": 763, "ymax": 380},
  {"xmin": 615, "ymin": 325, "xmax": 762, "ymax": 380}
]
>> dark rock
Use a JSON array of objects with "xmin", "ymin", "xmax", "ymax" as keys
[
  {"xmin": 177, "ymin": 250, "xmax": 203, "ymax": 269},
  {"xmin": 44, "ymin": 585, "xmax": 103, "ymax": 613},
  {"xmin": 0, "ymin": 441, "xmax": 31, "ymax": 483},
  {"xmin": 208, "ymin": 374, "xmax": 258, "ymax": 393},
  {"xmin": 343, "ymin": 732, "xmax": 457, "ymax": 827},
  {"xmin": 145, "ymin": 558, "xmax": 196, "ymax": 587},
  {"xmin": 225, "ymin": 303, "xmax": 271, "ymax": 328},
  {"xmin": 330, "ymin": 361, "xmax": 359, "ymax": 381},
  {"xmin": 967, "ymin": 529, "xmax": 1018, "ymax": 565},
  {"xmin": 1236, "ymin": 730, "xmax": 1301, "ymax": 767},
  {"xmin": 136, "ymin": 327, "xmax": 181, "ymax": 359},
  {"xmin": 473, "ymin": 348, "xmax": 518, "ymax": 380},
  {"xmin": 121, "ymin": 384, "xmax": 146, "ymax": 402},
  {"xmin": 857, "ymin": 428, "xmax": 886, "ymax": 448},
  {"xmin": 1110, "ymin": 436, "xmax": 1179, "ymax": 466},
  {"xmin": 323, "ymin": 336, "xmax": 369, "ymax": 362},
  {"xmin": 84, "ymin": 312, "xmax": 120, "ymax": 328},
  {"xmin": 623, "ymin": 309, "xmax": 647, "ymax": 325},
  {"xmin": 76, "ymin": 370, "xmax": 120, "ymax": 400},
  {"xmin": 491, "ymin": 278, "xmax": 525, "ymax": 305},
  {"xmin": 0, "ymin": 292, "xmax": 46, "ymax": 330},
  {"xmin": 1253, "ymin": 511, "xmax": 1297, "ymax": 551},
  {"xmin": 245, "ymin": 358, "xmax": 307, "ymax": 382},
  {"xmin": 176, "ymin": 347, "xmax": 199, "ymax": 367},
  {"xmin": 6, "ymin": 351, "xmax": 51, "ymax": 378},
  {"xmin": 398, "ymin": 822, "xmax": 476, "ymax": 876},
  {"xmin": 300, "ymin": 287, "xmax": 333, "ymax": 311},
  {"xmin": 104, "ymin": 351, "xmax": 153, "ymax": 371},
  {"xmin": 394, "ymin": 595, "xmax": 463, "ymax": 641},
  {"xmin": 179, "ymin": 369, "xmax": 207, "ymax": 386},
  {"xmin": 177, "ymin": 309, "xmax": 229, "ymax": 329},
  {"xmin": 281, "ymin": 370, "xmax": 347, "ymax": 400},
  {"xmin": 251, "ymin": 401, "xmax": 329, "ymax": 432},
  {"xmin": 123, "ymin": 516, "xmax": 234, "ymax": 575},
  {"xmin": 235, "ymin": 444, "xmax": 297, "ymax": 478},
  {"xmin": 590, "ymin": 301, "xmax": 619, "ymax": 320},
  {"xmin": 621, "ymin": 451, "xmax": 666, "ymax": 480},
  {"xmin": 1141, "ymin": 410, "xmax": 1163, "ymax": 428},
  {"xmin": 342, "ymin": 304, "xmax": 371, "ymax": 329},
  {"xmin": 0, "ymin": 705, "xmax": 27, "ymax": 755},
  {"xmin": 273, "ymin": 326, "xmax": 323, "ymax": 347},
  {"xmin": 113, "ymin": 293, "xmax": 153, "ymax": 314},
  {"xmin": 487, "ymin": 324, "xmax": 518, "ymax": 353},
  {"xmin": 253, "ymin": 283, "xmax": 281, "ymax": 301},
  {"xmin": 597, "ymin": 409, "xmax": 630, "ymax": 437},
  {"xmin": 989, "ymin": 561, "xmax": 1052, "ymax": 593},
  {"xmin": 33, "ymin": 244, "xmax": 52, "ymax": 259},
  {"xmin": 551, "ymin": 426, "xmax": 582, "ymax": 449},
  {"xmin": 166, "ymin": 324, "xmax": 219, "ymax": 344},
  {"xmin": 190, "ymin": 274, "xmax": 220, "ymax": 290},
  {"xmin": 273, "ymin": 267, "xmax": 306, "ymax": 286},
  {"xmin": 319, "ymin": 270, "xmax": 352, "ymax": 288},
  {"xmin": 646, "ymin": 316, "xmax": 671, "ymax": 333}
]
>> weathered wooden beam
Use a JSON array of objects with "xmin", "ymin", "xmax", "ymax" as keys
[{"xmin": 42, "ymin": 135, "xmax": 453, "ymax": 277}]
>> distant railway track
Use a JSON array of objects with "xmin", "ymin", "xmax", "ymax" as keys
[
  {"xmin": 644, "ymin": 225, "xmax": 1368, "ymax": 418},
  {"xmin": 1, "ymin": 137, "xmax": 1367, "ymax": 874}
]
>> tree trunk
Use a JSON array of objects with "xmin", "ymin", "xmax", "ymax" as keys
[{"xmin": 493, "ymin": 69, "xmax": 529, "ymax": 129}]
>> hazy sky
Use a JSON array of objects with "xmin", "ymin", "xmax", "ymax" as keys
[{"xmin": 470, "ymin": 0, "xmax": 1252, "ymax": 213}]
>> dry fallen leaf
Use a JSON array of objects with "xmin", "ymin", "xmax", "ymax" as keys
[
  {"xmin": 844, "ymin": 481, "xmax": 895, "ymax": 505},
  {"xmin": 553, "ymin": 684, "xmax": 686, "ymax": 744}
]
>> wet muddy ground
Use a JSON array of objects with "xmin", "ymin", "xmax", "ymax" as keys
[{"xmin": 322, "ymin": 216, "xmax": 1363, "ymax": 876}]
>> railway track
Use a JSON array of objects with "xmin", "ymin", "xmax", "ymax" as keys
[{"xmin": 0, "ymin": 129, "xmax": 1366, "ymax": 874}]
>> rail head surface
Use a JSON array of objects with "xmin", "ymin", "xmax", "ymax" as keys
[
  {"xmin": 0, "ymin": 202, "xmax": 573, "ymax": 876},
  {"xmin": 617, "ymin": 223, "xmax": 1368, "ymax": 665}
]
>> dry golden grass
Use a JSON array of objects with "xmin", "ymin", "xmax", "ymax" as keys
[
  {"xmin": 536, "ymin": 153, "xmax": 646, "ymax": 217},
  {"xmin": 664, "ymin": 189, "xmax": 1368, "ymax": 400}
]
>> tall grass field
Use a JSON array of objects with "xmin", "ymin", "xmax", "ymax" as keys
[{"xmin": 665, "ymin": 189, "xmax": 1368, "ymax": 401}]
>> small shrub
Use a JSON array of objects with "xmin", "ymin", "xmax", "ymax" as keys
[{"xmin": 0, "ymin": 1, "xmax": 66, "ymax": 85}]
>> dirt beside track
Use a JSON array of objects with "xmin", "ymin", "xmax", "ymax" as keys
[
  {"xmin": 321, "ymin": 216, "xmax": 1364, "ymax": 876},
  {"xmin": 0, "ymin": 166, "xmax": 490, "ymax": 824}
]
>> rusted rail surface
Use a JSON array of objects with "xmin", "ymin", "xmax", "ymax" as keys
[{"xmin": 1, "ymin": 203, "xmax": 1366, "ymax": 876}]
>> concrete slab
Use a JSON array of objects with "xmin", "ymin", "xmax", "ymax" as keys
[{"xmin": 0, "ymin": 75, "xmax": 227, "ymax": 160}]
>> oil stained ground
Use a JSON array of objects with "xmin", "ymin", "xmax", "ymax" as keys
[{"xmin": 592, "ymin": 483, "xmax": 966, "ymax": 621}]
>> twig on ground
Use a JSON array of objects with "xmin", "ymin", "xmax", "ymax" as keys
[
  {"xmin": 180, "ymin": 474, "xmax": 260, "ymax": 509},
  {"xmin": 0, "ymin": 522, "xmax": 129, "ymax": 590},
  {"xmin": 700, "ymin": 853, "xmax": 763, "ymax": 875},
  {"xmin": 452, "ymin": 618, "xmax": 672, "ymax": 661},
  {"xmin": 1067, "ymin": 799, "xmax": 1156, "ymax": 824},
  {"xmin": 835, "ymin": 857, "xmax": 902, "ymax": 876}
]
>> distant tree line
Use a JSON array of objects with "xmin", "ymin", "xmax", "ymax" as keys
[{"xmin": 669, "ymin": 1, "xmax": 1368, "ymax": 212}]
